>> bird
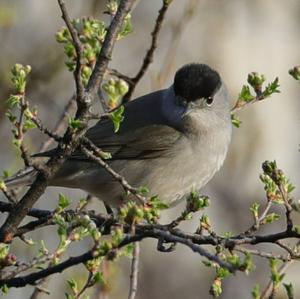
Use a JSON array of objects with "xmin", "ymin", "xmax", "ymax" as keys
[{"xmin": 5, "ymin": 63, "xmax": 232, "ymax": 208}]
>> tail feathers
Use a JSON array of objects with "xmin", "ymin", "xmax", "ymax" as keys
[{"xmin": 5, "ymin": 167, "xmax": 37, "ymax": 189}]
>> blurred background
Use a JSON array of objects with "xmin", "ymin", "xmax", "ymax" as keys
[{"xmin": 0, "ymin": 0, "xmax": 300, "ymax": 298}]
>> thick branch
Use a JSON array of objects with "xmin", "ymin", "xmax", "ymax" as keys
[
  {"xmin": 86, "ymin": 0, "xmax": 136, "ymax": 97},
  {"xmin": 0, "ymin": 0, "xmax": 136, "ymax": 244}
]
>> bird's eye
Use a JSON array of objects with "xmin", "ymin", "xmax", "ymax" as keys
[{"xmin": 206, "ymin": 97, "xmax": 214, "ymax": 106}]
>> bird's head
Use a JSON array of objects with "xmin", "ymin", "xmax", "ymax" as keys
[
  {"xmin": 162, "ymin": 63, "xmax": 231, "ymax": 134},
  {"xmin": 174, "ymin": 63, "xmax": 229, "ymax": 111}
]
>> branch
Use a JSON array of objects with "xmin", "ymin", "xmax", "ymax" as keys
[
  {"xmin": 126, "ymin": 0, "xmax": 171, "ymax": 99},
  {"xmin": 0, "ymin": 0, "xmax": 136, "ymax": 243},
  {"xmin": 57, "ymin": 0, "xmax": 84, "ymax": 101},
  {"xmin": 39, "ymin": 95, "xmax": 76, "ymax": 152},
  {"xmin": 81, "ymin": 141, "xmax": 146, "ymax": 204},
  {"xmin": 0, "ymin": 228, "xmax": 235, "ymax": 288},
  {"xmin": 128, "ymin": 240, "xmax": 140, "ymax": 299},
  {"xmin": 86, "ymin": 0, "xmax": 136, "ymax": 97}
]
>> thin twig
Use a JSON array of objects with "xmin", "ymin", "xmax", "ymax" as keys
[
  {"xmin": 126, "ymin": 0, "xmax": 171, "ymax": 99},
  {"xmin": 29, "ymin": 278, "xmax": 51, "ymax": 299},
  {"xmin": 81, "ymin": 142, "xmax": 146, "ymax": 204},
  {"xmin": 75, "ymin": 272, "xmax": 93, "ymax": 299},
  {"xmin": 128, "ymin": 241, "xmax": 140, "ymax": 299},
  {"xmin": 244, "ymin": 201, "xmax": 272, "ymax": 235},
  {"xmin": 154, "ymin": 0, "xmax": 199, "ymax": 88},
  {"xmin": 260, "ymin": 261, "xmax": 293, "ymax": 299},
  {"xmin": 39, "ymin": 95, "xmax": 76, "ymax": 152},
  {"xmin": 234, "ymin": 246, "xmax": 290, "ymax": 262}
]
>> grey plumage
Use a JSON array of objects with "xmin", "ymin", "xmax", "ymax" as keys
[{"xmin": 6, "ymin": 63, "xmax": 232, "ymax": 208}]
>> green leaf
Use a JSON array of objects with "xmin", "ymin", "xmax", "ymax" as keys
[
  {"xmin": 118, "ymin": 14, "xmax": 133, "ymax": 39},
  {"xmin": 293, "ymin": 225, "xmax": 300, "ymax": 234},
  {"xmin": 109, "ymin": 105, "xmax": 125, "ymax": 133},
  {"xmin": 7, "ymin": 94, "xmax": 21, "ymax": 108},
  {"xmin": 123, "ymin": 244, "xmax": 134, "ymax": 257},
  {"xmin": 261, "ymin": 213, "xmax": 280, "ymax": 224},
  {"xmin": 149, "ymin": 196, "xmax": 169, "ymax": 210},
  {"xmin": 289, "ymin": 66, "xmax": 300, "ymax": 81},
  {"xmin": 250, "ymin": 202, "xmax": 260, "ymax": 219},
  {"xmin": 241, "ymin": 252, "xmax": 254, "ymax": 274},
  {"xmin": 210, "ymin": 278, "xmax": 222, "ymax": 297},
  {"xmin": 231, "ymin": 113, "xmax": 242, "ymax": 128},
  {"xmin": 23, "ymin": 119, "xmax": 37, "ymax": 131},
  {"xmin": 67, "ymin": 279, "xmax": 78, "ymax": 293},
  {"xmin": 269, "ymin": 258, "xmax": 285, "ymax": 287},
  {"xmin": 216, "ymin": 267, "xmax": 230, "ymax": 279},
  {"xmin": 5, "ymin": 111, "xmax": 17, "ymax": 123},
  {"xmin": 226, "ymin": 254, "xmax": 241, "ymax": 268},
  {"xmin": 251, "ymin": 285, "xmax": 261, "ymax": 299},
  {"xmin": 65, "ymin": 293, "xmax": 76, "ymax": 299},
  {"xmin": 10, "ymin": 64, "xmax": 31, "ymax": 93},
  {"xmin": 1, "ymin": 284, "xmax": 9, "ymax": 294},
  {"xmin": 111, "ymin": 228, "xmax": 124, "ymax": 247},
  {"xmin": 186, "ymin": 191, "xmax": 210, "ymax": 212},
  {"xmin": 262, "ymin": 77, "xmax": 280, "ymax": 97},
  {"xmin": 99, "ymin": 151, "xmax": 112, "ymax": 160},
  {"xmin": 238, "ymin": 85, "xmax": 255, "ymax": 102},
  {"xmin": 200, "ymin": 214, "xmax": 211, "ymax": 231},
  {"xmin": 222, "ymin": 231, "xmax": 233, "ymax": 238},
  {"xmin": 247, "ymin": 72, "xmax": 265, "ymax": 90},
  {"xmin": 0, "ymin": 180, "xmax": 7, "ymax": 192},
  {"xmin": 283, "ymin": 282, "xmax": 294, "ymax": 299},
  {"xmin": 2, "ymin": 170, "xmax": 10, "ymax": 179},
  {"xmin": 0, "ymin": 244, "xmax": 9, "ymax": 259},
  {"xmin": 68, "ymin": 118, "xmax": 83, "ymax": 131},
  {"xmin": 137, "ymin": 186, "xmax": 149, "ymax": 195},
  {"xmin": 92, "ymin": 272, "xmax": 104, "ymax": 284},
  {"xmin": 58, "ymin": 193, "xmax": 71, "ymax": 209}
]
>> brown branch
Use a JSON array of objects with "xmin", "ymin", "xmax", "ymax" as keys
[
  {"xmin": 128, "ymin": 241, "xmax": 140, "ymax": 299},
  {"xmin": 81, "ymin": 142, "xmax": 146, "ymax": 204},
  {"xmin": 244, "ymin": 201, "xmax": 272, "ymax": 235},
  {"xmin": 75, "ymin": 272, "xmax": 93, "ymax": 299},
  {"xmin": 29, "ymin": 278, "xmax": 51, "ymax": 299},
  {"xmin": 0, "ymin": 0, "xmax": 136, "ymax": 244},
  {"xmin": 86, "ymin": 0, "xmax": 136, "ymax": 98},
  {"xmin": 31, "ymin": 114, "xmax": 63, "ymax": 143},
  {"xmin": 0, "ymin": 228, "xmax": 235, "ymax": 289},
  {"xmin": 57, "ymin": 0, "xmax": 85, "ymax": 102},
  {"xmin": 125, "ymin": 0, "xmax": 171, "ymax": 99},
  {"xmin": 234, "ymin": 246, "xmax": 290, "ymax": 262},
  {"xmin": 260, "ymin": 260, "xmax": 294, "ymax": 299},
  {"xmin": 154, "ymin": 0, "xmax": 199, "ymax": 88},
  {"xmin": 39, "ymin": 95, "xmax": 76, "ymax": 152}
]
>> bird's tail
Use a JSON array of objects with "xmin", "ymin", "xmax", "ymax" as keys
[{"xmin": 4, "ymin": 167, "xmax": 37, "ymax": 189}]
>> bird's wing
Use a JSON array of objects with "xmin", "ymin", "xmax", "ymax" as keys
[
  {"xmin": 33, "ymin": 88, "xmax": 183, "ymax": 160},
  {"xmin": 71, "ymin": 124, "xmax": 182, "ymax": 160}
]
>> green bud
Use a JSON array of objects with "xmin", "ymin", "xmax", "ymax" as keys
[
  {"xmin": 283, "ymin": 283, "xmax": 294, "ymax": 299},
  {"xmin": 289, "ymin": 66, "xmax": 300, "ymax": 81},
  {"xmin": 0, "ymin": 180, "xmax": 7, "ymax": 192},
  {"xmin": 247, "ymin": 72, "xmax": 265, "ymax": 92},
  {"xmin": 251, "ymin": 285, "xmax": 261, "ymax": 299},
  {"xmin": 186, "ymin": 192, "xmax": 210, "ymax": 212},
  {"xmin": 238, "ymin": 85, "xmax": 255, "ymax": 102},
  {"xmin": 210, "ymin": 278, "xmax": 222, "ymax": 297}
]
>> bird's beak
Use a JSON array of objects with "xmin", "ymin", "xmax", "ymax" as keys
[{"xmin": 185, "ymin": 98, "xmax": 205, "ymax": 114}]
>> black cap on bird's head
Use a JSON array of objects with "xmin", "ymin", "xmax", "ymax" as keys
[{"xmin": 173, "ymin": 63, "xmax": 221, "ymax": 102}]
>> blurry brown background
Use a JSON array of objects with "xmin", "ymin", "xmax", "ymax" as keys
[{"xmin": 0, "ymin": 0, "xmax": 300, "ymax": 298}]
